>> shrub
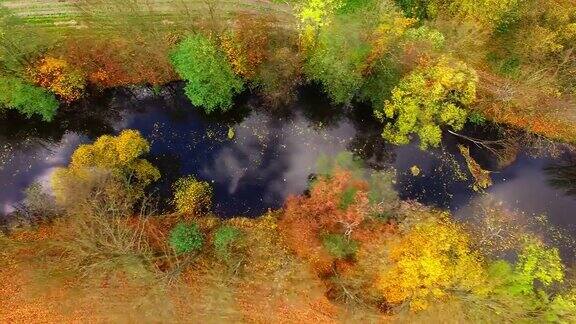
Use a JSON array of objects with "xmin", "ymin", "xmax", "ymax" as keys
[
  {"xmin": 172, "ymin": 176, "xmax": 213, "ymax": 215},
  {"xmin": 213, "ymin": 225, "xmax": 242, "ymax": 260},
  {"xmin": 21, "ymin": 182, "xmax": 59, "ymax": 219},
  {"xmin": 52, "ymin": 175, "xmax": 156, "ymax": 280},
  {"xmin": 170, "ymin": 34, "xmax": 244, "ymax": 113},
  {"xmin": 0, "ymin": 76, "xmax": 59, "ymax": 121},
  {"xmin": 29, "ymin": 57, "xmax": 86, "ymax": 102},
  {"xmin": 169, "ymin": 222, "xmax": 204, "ymax": 255},
  {"xmin": 322, "ymin": 233, "xmax": 358, "ymax": 259}
]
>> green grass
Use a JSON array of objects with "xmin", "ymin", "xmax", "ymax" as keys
[{"xmin": 1, "ymin": 0, "xmax": 295, "ymax": 40}]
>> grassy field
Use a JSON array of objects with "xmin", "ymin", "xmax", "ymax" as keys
[{"xmin": 0, "ymin": 0, "xmax": 294, "ymax": 36}]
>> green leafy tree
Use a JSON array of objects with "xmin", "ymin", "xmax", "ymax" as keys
[
  {"xmin": 170, "ymin": 34, "xmax": 244, "ymax": 113},
  {"xmin": 375, "ymin": 57, "xmax": 477, "ymax": 149},
  {"xmin": 213, "ymin": 225, "xmax": 242, "ymax": 260},
  {"xmin": 304, "ymin": 22, "xmax": 369, "ymax": 104},
  {"xmin": 303, "ymin": 1, "xmax": 407, "ymax": 104},
  {"xmin": 169, "ymin": 222, "xmax": 204, "ymax": 255},
  {"xmin": 477, "ymin": 239, "xmax": 567, "ymax": 321},
  {"xmin": 512, "ymin": 240, "xmax": 564, "ymax": 294},
  {"xmin": 0, "ymin": 76, "xmax": 58, "ymax": 121},
  {"xmin": 485, "ymin": 239, "xmax": 564, "ymax": 296}
]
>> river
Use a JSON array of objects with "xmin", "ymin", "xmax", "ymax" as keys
[{"xmin": 1, "ymin": 84, "xmax": 575, "ymax": 243}]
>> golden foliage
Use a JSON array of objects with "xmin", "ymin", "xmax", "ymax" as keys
[
  {"xmin": 51, "ymin": 130, "xmax": 160, "ymax": 206},
  {"xmin": 376, "ymin": 217, "xmax": 487, "ymax": 311},
  {"xmin": 29, "ymin": 56, "xmax": 86, "ymax": 102},
  {"xmin": 69, "ymin": 129, "xmax": 160, "ymax": 185},
  {"xmin": 61, "ymin": 37, "xmax": 177, "ymax": 88},
  {"xmin": 364, "ymin": 17, "xmax": 416, "ymax": 72},
  {"xmin": 172, "ymin": 176, "xmax": 213, "ymax": 216}
]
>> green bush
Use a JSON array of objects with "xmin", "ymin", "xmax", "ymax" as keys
[
  {"xmin": 339, "ymin": 187, "xmax": 359, "ymax": 210},
  {"xmin": 213, "ymin": 225, "xmax": 242, "ymax": 260},
  {"xmin": 169, "ymin": 222, "xmax": 204, "ymax": 255},
  {"xmin": 170, "ymin": 34, "xmax": 244, "ymax": 113},
  {"xmin": 0, "ymin": 76, "xmax": 59, "ymax": 121},
  {"xmin": 322, "ymin": 233, "xmax": 358, "ymax": 259}
]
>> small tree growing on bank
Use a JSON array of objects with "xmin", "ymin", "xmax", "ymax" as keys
[
  {"xmin": 170, "ymin": 34, "xmax": 244, "ymax": 113},
  {"xmin": 0, "ymin": 76, "xmax": 59, "ymax": 121},
  {"xmin": 172, "ymin": 176, "xmax": 213, "ymax": 216}
]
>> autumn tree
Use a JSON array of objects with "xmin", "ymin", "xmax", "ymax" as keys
[
  {"xmin": 303, "ymin": 0, "xmax": 409, "ymax": 104},
  {"xmin": 29, "ymin": 57, "xmax": 86, "ymax": 102},
  {"xmin": 255, "ymin": 46, "xmax": 303, "ymax": 107},
  {"xmin": 61, "ymin": 35, "xmax": 177, "ymax": 88},
  {"xmin": 375, "ymin": 56, "xmax": 478, "ymax": 149},
  {"xmin": 170, "ymin": 34, "xmax": 244, "ymax": 113},
  {"xmin": 172, "ymin": 176, "xmax": 213, "ymax": 216},
  {"xmin": 298, "ymin": 0, "xmax": 344, "ymax": 50},
  {"xmin": 280, "ymin": 169, "xmax": 370, "ymax": 272},
  {"xmin": 376, "ymin": 216, "xmax": 487, "ymax": 311},
  {"xmin": 0, "ymin": 75, "xmax": 59, "ymax": 121},
  {"xmin": 51, "ymin": 130, "xmax": 160, "ymax": 205},
  {"xmin": 220, "ymin": 14, "xmax": 269, "ymax": 80}
]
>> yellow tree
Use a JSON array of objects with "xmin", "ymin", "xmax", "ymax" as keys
[
  {"xmin": 298, "ymin": 0, "xmax": 343, "ymax": 50},
  {"xmin": 172, "ymin": 176, "xmax": 213, "ymax": 217},
  {"xmin": 29, "ymin": 57, "xmax": 86, "ymax": 102},
  {"xmin": 375, "ymin": 56, "xmax": 478, "ymax": 149},
  {"xmin": 52, "ymin": 130, "xmax": 160, "ymax": 205},
  {"xmin": 376, "ymin": 216, "xmax": 487, "ymax": 311}
]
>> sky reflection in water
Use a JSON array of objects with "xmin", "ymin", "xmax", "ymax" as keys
[{"xmin": 0, "ymin": 86, "xmax": 574, "ymax": 238}]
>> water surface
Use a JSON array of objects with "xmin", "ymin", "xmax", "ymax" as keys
[{"xmin": 1, "ymin": 85, "xmax": 575, "ymax": 238}]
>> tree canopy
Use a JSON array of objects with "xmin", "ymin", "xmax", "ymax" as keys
[
  {"xmin": 0, "ymin": 76, "xmax": 59, "ymax": 121},
  {"xmin": 375, "ymin": 57, "xmax": 477, "ymax": 149},
  {"xmin": 170, "ymin": 34, "xmax": 244, "ymax": 113}
]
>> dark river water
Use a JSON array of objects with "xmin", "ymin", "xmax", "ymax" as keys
[{"xmin": 1, "ymin": 84, "xmax": 576, "ymax": 242}]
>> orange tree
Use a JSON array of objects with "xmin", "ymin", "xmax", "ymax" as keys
[
  {"xmin": 279, "ymin": 169, "xmax": 370, "ymax": 272},
  {"xmin": 29, "ymin": 57, "xmax": 86, "ymax": 102},
  {"xmin": 220, "ymin": 14, "xmax": 270, "ymax": 80}
]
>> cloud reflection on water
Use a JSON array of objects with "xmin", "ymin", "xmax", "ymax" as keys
[{"xmin": 0, "ymin": 132, "xmax": 87, "ymax": 214}]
